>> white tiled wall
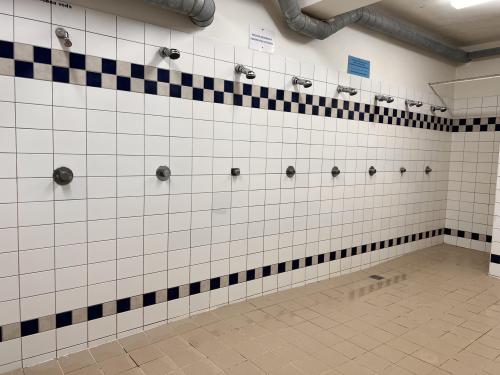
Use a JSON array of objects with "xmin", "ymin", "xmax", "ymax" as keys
[{"xmin": 0, "ymin": 0, "xmax": 457, "ymax": 371}]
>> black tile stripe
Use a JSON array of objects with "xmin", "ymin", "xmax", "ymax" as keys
[
  {"xmin": 0, "ymin": 228, "xmax": 448, "ymax": 342},
  {"xmin": 444, "ymin": 228, "xmax": 492, "ymax": 243},
  {"xmin": 491, "ymin": 254, "xmax": 500, "ymax": 264}
]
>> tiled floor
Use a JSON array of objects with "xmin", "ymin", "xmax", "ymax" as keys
[{"xmin": 7, "ymin": 244, "xmax": 500, "ymax": 375}]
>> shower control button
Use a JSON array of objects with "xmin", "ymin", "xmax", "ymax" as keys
[
  {"xmin": 53, "ymin": 167, "xmax": 74, "ymax": 186},
  {"xmin": 425, "ymin": 166, "xmax": 432, "ymax": 174},
  {"xmin": 400, "ymin": 167, "xmax": 407, "ymax": 174},
  {"xmin": 331, "ymin": 166, "xmax": 340, "ymax": 177},
  {"xmin": 368, "ymin": 166, "xmax": 377, "ymax": 176},
  {"xmin": 231, "ymin": 168, "xmax": 240, "ymax": 177},
  {"xmin": 286, "ymin": 166, "xmax": 296, "ymax": 178},
  {"xmin": 156, "ymin": 166, "xmax": 171, "ymax": 181}
]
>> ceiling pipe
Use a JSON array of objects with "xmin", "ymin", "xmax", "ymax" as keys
[
  {"xmin": 277, "ymin": 0, "xmax": 499, "ymax": 63},
  {"xmin": 143, "ymin": 0, "xmax": 215, "ymax": 27}
]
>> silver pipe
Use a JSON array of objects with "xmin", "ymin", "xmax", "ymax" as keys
[
  {"xmin": 292, "ymin": 76, "xmax": 312, "ymax": 88},
  {"xmin": 405, "ymin": 99, "xmax": 423, "ymax": 107},
  {"xmin": 235, "ymin": 64, "xmax": 256, "ymax": 80},
  {"xmin": 376, "ymin": 94, "xmax": 394, "ymax": 103},
  {"xmin": 277, "ymin": 0, "xmax": 500, "ymax": 62},
  {"xmin": 337, "ymin": 85, "xmax": 357, "ymax": 96},
  {"xmin": 429, "ymin": 73, "xmax": 500, "ymax": 87},
  {"xmin": 144, "ymin": 0, "xmax": 215, "ymax": 27}
]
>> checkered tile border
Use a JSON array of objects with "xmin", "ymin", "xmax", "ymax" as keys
[
  {"xmin": 0, "ymin": 228, "xmax": 445, "ymax": 342},
  {"xmin": 0, "ymin": 40, "xmax": 460, "ymax": 130},
  {"xmin": 444, "ymin": 228, "xmax": 492, "ymax": 243},
  {"xmin": 451, "ymin": 117, "xmax": 500, "ymax": 133}
]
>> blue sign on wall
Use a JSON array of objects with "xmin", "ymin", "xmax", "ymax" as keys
[{"xmin": 348, "ymin": 55, "xmax": 370, "ymax": 78}]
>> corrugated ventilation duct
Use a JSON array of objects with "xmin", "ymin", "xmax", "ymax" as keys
[
  {"xmin": 277, "ymin": 0, "xmax": 499, "ymax": 63},
  {"xmin": 144, "ymin": 0, "xmax": 215, "ymax": 27}
]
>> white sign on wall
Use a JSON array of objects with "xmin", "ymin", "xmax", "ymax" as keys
[{"xmin": 249, "ymin": 25, "xmax": 275, "ymax": 54}]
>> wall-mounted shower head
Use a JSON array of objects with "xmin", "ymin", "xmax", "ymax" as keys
[
  {"xmin": 235, "ymin": 64, "xmax": 256, "ymax": 79},
  {"xmin": 292, "ymin": 76, "xmax": 312, "ymax": 88},
  {"xmin": 405, "ymin": 99, "xmax": 423, "ymax": 108},
  {"xmin": 337, "ymin": 85, "xmax": 357, "ymax": 96},
  {"xmin": 431, "ymin": 105, "xmax": 447, "ymax": 113},
  {"xmin": 375, "ymin": 94, "xmax": 395, "ymax": 103},
  {"xmin": 159, "ymin": 47, "xmax": 180, "ymax": 60},
  {"xmin": 55, "ymin": 27, "xmax": 72, "ymax": 48}
]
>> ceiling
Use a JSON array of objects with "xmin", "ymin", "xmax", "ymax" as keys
[{"xmin": 301, "ymin": 0, "xmax": 500, "ymax": 47}]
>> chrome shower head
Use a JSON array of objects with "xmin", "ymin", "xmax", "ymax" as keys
[
  {"xmin": 337, "ymin": 85, "xmax": 357, "ymax": 96},
  {"xmin": 376, "ymin": 94, "xmax": 394, "ymax": 103},
  {"xmin": 406, "ymin": 99, "xmax": 423, "ymax": 108},
  {"xmin": 235, "ymin": 64, "xmax": 256, "ymax": 80},
  {"xmin": 431, "ymin": 105, "xmax": 447, "ymax": 113},
  {"xmin": 159, "ymin": 47, "xmax": 181, "ymax": 60},
  {"xmin": 55, "ymin": 27, "xmax": 72, "ymax": 48},
  {"xmin": 292, "ymin": 76, "xmax": 312, "ymax": 88}
]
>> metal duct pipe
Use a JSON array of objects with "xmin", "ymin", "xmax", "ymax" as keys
[
  {"xmin": 277, "ymin": 0, "xmax": 499, "ymax": 63},
  {"xmin": 144, "ymin": 0, "xmax": 215, "ymax": 27},
  {"xmin": 468, "ymin": 47, "xmax": 500, "ymax": 60}
]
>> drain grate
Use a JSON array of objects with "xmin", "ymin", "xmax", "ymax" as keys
[{"xmin": 369, "ymin": 275, "xmax": 384, "ymax": 280}]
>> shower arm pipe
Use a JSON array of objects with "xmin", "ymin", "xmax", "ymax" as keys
[
  {"xmin": 276, "ymin": 0, "xmax": 500, "ymax": 63},
  {"xmin": 143, "ymin": 0, "xmax": 215, "ymax": 27}
]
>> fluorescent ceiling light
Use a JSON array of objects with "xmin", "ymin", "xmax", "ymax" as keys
[{"xmin": 450, "ymin": 0, "xmax": 494, "ymax": 9}]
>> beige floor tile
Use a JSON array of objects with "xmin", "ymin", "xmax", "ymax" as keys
[
  {"xmin": 372, "ymin": 344, "xmax": 407, "ymax": 363},
  {"xmin": 181, "ymin": 360, "xmax": 222, "ymax": 375},
  {"xmin": 24, "ymin": 360, "xmax": 63, "ymax": 375},
  {"xmin": 354, "ymin": 352, "xmax": 392, "ymax": 373},
  {"xmin": 336, "ymin": 361, "xmax": 376, "ymax": 375},
  {"xmin": 397, "ymin": 356, "xmax": 436, "ymax": 375},
  {"xmin": 268, "ymin": 363, "xmax": 305, "ymax": 375},
  {"xmin": 207, "ymin": 349, "xmax": 245, "ymax": 370},
  {"xmin": 99, "ymin": 354, "xmax": 136, "ymax": 375},
  {"xmin": 349, "ymin": 334, "xmax": 382, "ymax": 351},
  {"xmin": 66, "ymin": 364, "xmax": 103, "ymax": 375},
  {"xmin": 129, "ymin": 345, "xmax": 164, "ymax": 366},
  {"xmin": 225, "ymin": 361, "xmax": 265, "ymax": 375},
  {"xmin": 119, "ymin": 333, "xmax": 153, "ymax": 353},
  {"xmin": 90, "ymin": 342, "xmax": 126, "ymax": 363},
  {"xmin": 59, "ymin": 351, "xmax": 96, "ymax": 374},
  {"xmin": 139, "ymin": 357, "xmax": 177, "ymax": 375},
  {"xmin": 412, "ymin": 348, "xmax": 450, "ymax": 366},
  {"xmin": 333, "ymin": 340, "xmax": 367, "ymax": 359}
]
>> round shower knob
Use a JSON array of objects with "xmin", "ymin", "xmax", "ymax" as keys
[
  {"xmin": 368, "ymin": 166, "xmax": 377, "ymax": 176},
  {"xmin": 331, "ymin": 166, "xmax": 340, "ymax": 177},
  {"xmin": 53, "ymin": 167, "xmax": 73, "ymax": 186},
  {"xmin": 156, "ymin": 166, "xmax": 171, "ymax": 181},
  {"xmin": 286, "ymin": 166, "xmax": 296, "ymax": 178},
  {"xmin": 425, "ymin": 166, "xmax": 432, "ymax": 174},
  {"xmin": 400, "ymin": 167, "xmax": 407, "ymax": 174},
  {"xmin": 231, "ymin": 168, "xmax": 240, "ymax": 177}
]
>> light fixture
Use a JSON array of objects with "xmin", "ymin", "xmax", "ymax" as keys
[{"xmin": 450, "ymin": 0, "xmax": 493, "ymax": 9}]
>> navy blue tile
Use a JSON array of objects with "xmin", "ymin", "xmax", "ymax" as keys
[
  {"xmin": 193, "ymin": 88, "xmax": 204, "ymax": 101},
  {"xmin": 69, "ymin": 52, "xmax": 86, "ymax": 70},
  {"xmin": 15, "ymin": 61, "xmax": 33, "ymax": 78},
  {"xmin": 276, "ymin": 89, "xmax": 284, "ymax": 101},
  {"xmin": 262, "ymin": 265, "xmax": 272, "ymax": 277},
  {"xmin": 0, "ymin": 41, "xmax": 13, "ymax": 58},
  {"xmin": 362, "ymin": 244, "xmax": 367, "ymax": 253},
  {"xmin": 284, "ymin": 101, "xmax": 291, "ymax": 112},
  {"xmin": 318, "ymin": 254, "xmax": 325, "ymax": 264},
  {"xmin": 329, "ymin": 251, "xmax": 336, "ymax": 261},
  {"xmin": 190, "ymin": 282, "xmax": 201, "ymax": 295},
  {"xmin": 371, "ymin": 243, "xmax": 377, "ymax": 251},
  {"xmin": 210, "ymin": 277, "xmax": 220, "ymax": 290},
  {"xmin": 404, "ymin": 235, "xmax": 409, "ymax": 243},
  {"xmin": 86, "ymin": 71, "xmax": 102, "ymax": 87},
  {"xmin": 233, "ymin": 94, "xmax": 243, "ymax": 106},
  {"xmin": 457, "ymin": 230, "xmax": 465, "ymax": 238},
  {"xmin": 143, "ymin": 292, "xmax": 156, "ymax": 307},
  {"xmin": 33, "ymin": 46, "xmax": 51, "ymax": 64},
  {"xmin": 388, "ymin": 239, "xmax": 394, "ymax": 247},
  {"xmin": 117, "ymin": 298, "xmax": 131, "ymax": 313},
  {"xmin": 471, "ymin": 232, "xmax": 479, "ymax": 241},
  {"xmin": 351, "ymin": 247, "xmax": 357, "ymax": 256},
  {"xmin": 278, "ymin": 262, "xmax": 286, "ymax": 273},
  {"xmin": 229, "ymin": 273, "xmax": 239, "ymax": 285},
  {"xmin": 87, "ymin": 304, "xmax": 103, "ymax": 321},
  {"xmin": 337, "ymin": 109, "xmax": 343, "ymax": 118},
  {"xmin": 0, "ymin": 326, "xmax": 2, "ymax": 343},
  {"xmin": 102, "ymin": 58, "xmax": 117, "ymax": 75},
  {"xmin": 396, "ymin": 238, "xmax": 402, "ymax": 245},
  {"xmin": 170, "ymin": 84, "xmax": 181, "ymax": 98},
  {"xmin": 56, "ymin": 311, "xmax": 72, "ymax": 328},
  {"xmin": 411, "ymin": 234, "xmax": 416, "ymax": 241},
  {"xmin": 298, "ymin": 103, "xmax": 305, "ymax": 114},
  {"xmin": 224, "ymin": 80, "xmax": 234, "ymax": 93},
  {"xmin": 181, "ymin": 73, "xmax": 193, "ymax": 87},
  {"xmin": 214, "ymin": 91, "xmax": 224, "ymax": 104},
  {"xmin": 380, "ymin": 240, "xmax": 385, "ymax": 249},
  {"xmin": 251, "ymin": 97, "xmax": 260, "ymax": 108},
  {"xmin": 444, "ymin": 228, "xmax": 451, "ymax": 235},
  {"xmin": 260, "ymin": 87, "xmax": 268, "ymax": 98},
  {"xmin": 487, "ymin": 235, "xmax": 492, "ymax": 243},
  {"xmin": 325, "ymin": 107, "xmax": 331, "ymax": 117},
  {"xmin": 306, "ymin": 94, "xmax": 313, "ymax": 105},
  {"xmin": 243, "ymin": 84, "xmax": 252, "ymax": 96},
  {"xmin": 204, "ymin": 76, "xmax": 214, "ymax": 90},
  {"xmin": 292, "ymin": 259, "xmax": 300, "ymax": 270},
  {"xmin": 117, "ymin": 76, "xmax": 131, "ymax": 91},
  {"xmin": 21, "ymin": 319, "xmax": 39, "ymax": 337},
  {"xmin": 145, "ymin": 80, "xmax": 157, "ymax": 95},
  {"xmin": 340, "ymin": 249, "xmax": 347, "ymax": 258},
  {"xmin": 246, "ymin": 269, "xmax": 255, "ymax": 281},
  {"xmin": 305, "ymin": 256, "xmax": 312, "ymax": 267},
  {"xmin": 131, "ymin": 63, "xmax": 144, "ymax": 79},
  {"xmin": 491, "ymin": 254, "xmax": 500, "ymax": 264},
  {"xmin": 291, "ymin": 92, "xmax": 299, "ymax": 103},
  {"xmin": 268, "ymin": 99, "xmax": 276, "ymax": 111},
  {"xmin": 312, "ymin": 106, "xmax": 319, "ymax": 115},
  {"xmin": 167, "ymin": 287, "xmax": 179, "ymax": 301}
]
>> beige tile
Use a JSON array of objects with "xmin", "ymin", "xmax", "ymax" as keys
[
  {"xmin": 99, "ymin": 355, "xmax": 136, "ymax": 375},
  {"xmin": 59, "ymin": 351, "xmax": 96, "ymax": 373},
  {"xmin": 90, "ymin": 342, "xmax": 126, "ymax": 363},
  {"xmin": 24, "ymin": 360, "xmax": 63, "ymax": 375},
  {"xmin": 208, "ymin": 349, "xmax": 245, "ymax": 369},
  {"xmin": 139, "ymin": 357, "xmax": 177, "ymax": 375},
  {"xmin": 66, "ymin": 365, "xmax": 103, "ymax": 375},
  {"xmin": 128, "ymin": 345, "xmax": 164, "ymax": 366},
  {"xmin": 225, "ymin": 361, "xmax": 265, "ymax": 375},
  {"xmin": 372, "ymin": 344, "xmax": 407, "ymax": 363},
  {"xmin": 397, "ymin": 356, "xmax": 435, "ymax": 375},
  {"xmin": 119, "ymin": 333, "xmax": 153, "ymax": 353},
  {"xmin": 181, "ymin": 360, "xmax": 222, "ymax": 375}
]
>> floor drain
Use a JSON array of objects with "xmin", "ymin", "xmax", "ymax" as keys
[{"xmin": 369, "ymin": 275, "xmax": 384, "ymax": 280}]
